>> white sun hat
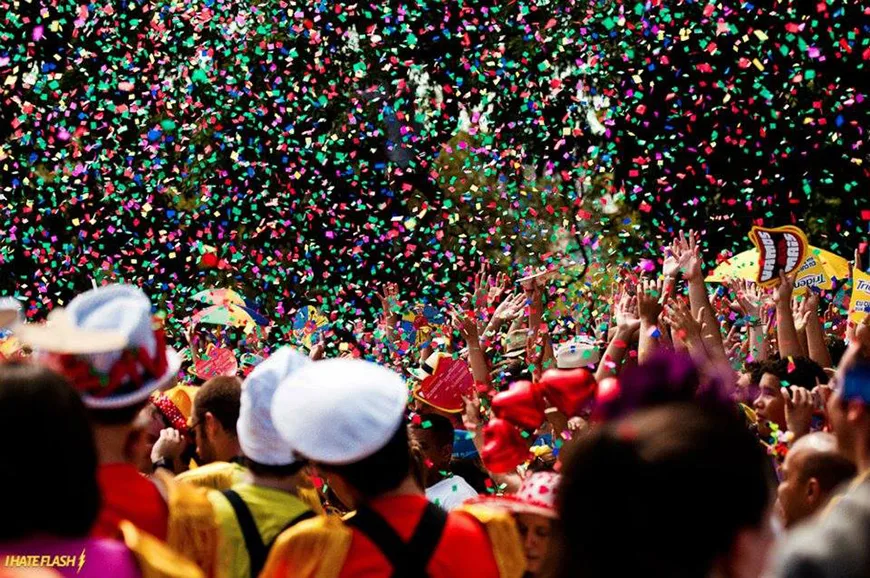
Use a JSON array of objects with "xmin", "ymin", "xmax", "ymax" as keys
[{"xmin": 16, "ymin": 284, "xmax": 180, "ymax": 409}]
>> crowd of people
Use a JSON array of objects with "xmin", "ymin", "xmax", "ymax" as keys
[{"xmin": 2, "ymin": 230, "xmax": 870, "ymax": 578}]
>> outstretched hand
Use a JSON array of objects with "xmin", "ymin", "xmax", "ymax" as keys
[
  {"xmin": 664, "ymin": 299, "xmax": 704, "ymax": 344},
  {"xmin": 773, "ymin": 271, "xmax": 795, "ymax": 306},
  {"xmin": 614, "ymin": 291, "xmax": 641, "ymax": 334},
  {"xmin": 668, "ymin": 230, "xmax": 703, "ymax": 281},
  {"xmin": 637, "ymin": 278, "xmax": 665, "ymax": 323},
  {"xmin": 492, "ymin": 292, "xmax": 527, "ymax": 325}
]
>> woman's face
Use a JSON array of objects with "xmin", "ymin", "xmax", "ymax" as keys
[{"xmin": 515, "ymin": 513, "xmax": 553, "ymax": 575}]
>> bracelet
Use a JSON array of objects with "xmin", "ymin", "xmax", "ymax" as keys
[{"xmin": 151, "ymin": 458, "xmax": 173, "ymax": 473}]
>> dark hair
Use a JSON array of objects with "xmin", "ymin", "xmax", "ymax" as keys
[
  {"xmin": 244, "ymin": 458, "xmax": 306, "ymax": 478},
  {"xmin": 450, "ymin": 457, "xmax": 493, "ymax": 494},
  {"xmin": 827, "ymin": 337, "xmax": 847, "ymax": 368},
  {"xmin": 595, "ymin": 351, "xmax": 702, "ymax": 421},
  {"xmin": 195, "ymin": 375, "xmax": 242, "ymax": 436},
  {"xmin": 0, "ymin": 363, "xmax": 101, "ymax": 540},
  {"xmin": 325, "ymin": 423, "xmax": 411, "ymax": 498},
  {"xmin": 799, "ymin": 451, "xmax": 856, "ymax": 493},
  {"xmin": 412, "ymin": 413, "xmax": 455, "ymax": 449},
  {"xmin": 745, "ymin": 360, "xmax": 766, "ymax": 387},
  {"xmin": 88, "ymin": 401, "xmax": 149, "ymax": 426},
  {"xmin": 760, "ymin": 356, "xmax": 827, "ymax": 390},
  {"xmin": 552, "ymin": 404, "xmax": 773, "ymax": 578}
]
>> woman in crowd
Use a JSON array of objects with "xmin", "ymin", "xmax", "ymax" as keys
[
  {"xmin": 469, "ymin": 472, "xmax": 560, "ymax": 577},
  {"xmin": 0, "ymin": 363, "xmax": 202, "ymax": 578}
]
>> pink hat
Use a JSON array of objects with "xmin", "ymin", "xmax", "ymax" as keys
[{"xmin": 468, "ymin": 472, "xmax": 560, "ymax": 519}]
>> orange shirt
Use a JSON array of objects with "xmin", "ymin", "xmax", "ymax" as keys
[
  {"xmin": 92, "ymin": 464, "xmax": 168, "ymax": 541},
  {"xmin": 338, "ymin": 494, "xmax": 500, "ymax": 578}
]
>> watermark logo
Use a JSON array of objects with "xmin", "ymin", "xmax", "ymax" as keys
[{"xmin": 3, "ymin": 549, "xmax": 86, "ymax": 573}]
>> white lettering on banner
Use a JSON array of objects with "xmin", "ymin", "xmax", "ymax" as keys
[
  {"xmin": 795, "ymin": 274, "xmax": 824, "ymax": 288},
  {"xmin": 785, "ymin": 234, "xmax": 801, "ymax": 269},
  {"xmin": 858, "ymin": 280, "xmax": 870, "ymax": 293},
  {"xmin": 758, "ymin": 232, "xmax": 776, "ymax": 281}
]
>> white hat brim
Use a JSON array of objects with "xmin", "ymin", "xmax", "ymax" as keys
[
  {"xmin": 16, "ymin": 312, "xmax": 128, "ymax": 354},
  {"xmin": 82, "ymin": 347, "xmax": 182, "ymax": 410}
]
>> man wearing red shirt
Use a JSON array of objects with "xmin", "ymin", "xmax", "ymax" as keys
[
  {"xmin": 18, "ymin": 284, "xmax": 180, "ymax": 541},
  {"xmin": 263, "ymin": 358, "xmax": 524, "ymax": 578}
]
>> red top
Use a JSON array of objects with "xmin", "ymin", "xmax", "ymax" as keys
[
  {"xmin": 338, "ymin": 494, "xmax": 500, "ymax": 578},
  {"xmin": 92, "ymin": 464, "xmax": 168, "ymax": 541}
]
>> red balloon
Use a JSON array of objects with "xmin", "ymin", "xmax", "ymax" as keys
[
  {"xmin": 491, "ymin": 380, "xmax": 546, "ymax": 430},
  {"xmin": 480, "ymin": 418, "xmax": 530, "ymax": 474},
  {"xmin": 538, "ymin": 368, "xmax": 598, "ymax": 417}
]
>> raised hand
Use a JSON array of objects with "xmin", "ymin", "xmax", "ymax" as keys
[
  {"xmin": 492, "ymin": 292, "xmax": 527, "ymax": 325},
  {"xmin": 773, "ymin": 271, "xmax": 795, "ymax": 306},
  {"xmin": 376, "ymin": 282, "xmax": 401, "ymax": 320},
  {"xmin": 670, "ymin": 230, "xmax": 704, "ymax": 281},
  {"xmin": 664, "ymin": 299, "xmax": 704, "ymax": 344},
  {"xmin": 614, "ymin": 291, "xmax": 640, "ymax": 334},
  {"xmin": 470, "ymin": 262, "xmax": 490, "ymax": 312},
  {"xmin": 450, "ymin": 305, "xmax": 481, "ymax": 343},
  {"xmin": 486, "ymin": 271, "xmax": 511, "ymax": 310},
  {"xmin": 729, "ymin": 279, "xmax": 763, "ymax": 321},
  {"xmin": 637, "ymin": 278, "xmax": 665, "ymax": 324}
]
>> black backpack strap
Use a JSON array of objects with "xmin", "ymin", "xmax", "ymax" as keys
[
  {"xmin": 222, "ymin": 490, "xmax": 266, "ymax": 578},
  {"xmin": 346, "ymin": 503, "xmax": 448, "ymax": 578},
  {"xmin": 401, "ymin": 503, "xmax": 448, "ymax": 576}
]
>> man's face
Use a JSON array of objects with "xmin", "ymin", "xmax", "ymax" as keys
[
  {"xmin": 753, "ymin": 373, "xmax": 786, "ymax": 437},
  {"xmin": 827, "ymin": 388, "xmax": 854, "ymax": 456},
  {"xmin": 776, "ymin": 449, "xmax": 812, "ymax": 528},
  {"xmin": 190, "ymin": 402, "xmax": 217, "ymax": 465}
]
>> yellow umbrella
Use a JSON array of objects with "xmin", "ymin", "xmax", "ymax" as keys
[{"xmin": 706, "ymin": 246, "xmax": 850, "ymax": 293}]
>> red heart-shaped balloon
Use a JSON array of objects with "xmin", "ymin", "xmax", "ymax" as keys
[
  {"xmin": 480, "ymin": 418, "xmax": 530, "ymax": 474},
  {"xmin": 491, "ymin": 380, "xmax": 546, "ymax": 430},
  {"xmin": 538, "ymin": 368, "xmax": 597, "ymax": 417}
]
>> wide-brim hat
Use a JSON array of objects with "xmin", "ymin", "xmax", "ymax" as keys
[
  {"xmin": 502, "ymin": 328, "xmax": 528, "ymax": 359},
  {"xmin": 17, "ymin": 284, "xmax": 180, "ymax": 410},
  {"xmin": 555, "ymin": 336, "xmax": 601, "ymax": 368},
  {"xmin": 467, "ymin": 472, "xmax": 560, "ymax": 519}
]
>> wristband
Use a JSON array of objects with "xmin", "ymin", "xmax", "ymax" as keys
[{"xmin": 151, "ymin": 458, "xmax": 173, "ymax": 473}]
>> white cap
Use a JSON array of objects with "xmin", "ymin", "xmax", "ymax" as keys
[
  {"xmin": 238, "ymin": 347, "xmax": 310, "ymax": 466},
  {"xmin": 555, "ymin": 336, "xmax": 600, "ymax": 369},
  {"xmin": 272, "ymin": 358, "xmax": 408, "ymax": 465}
]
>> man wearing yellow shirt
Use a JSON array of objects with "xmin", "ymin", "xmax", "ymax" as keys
[
  {"xmin": 206, "ymin": 348, "xmax": 316, "ymax": 578},
  {"xmin": 175, "ymin": 376, "xmax": 247, "ymax": 491}
]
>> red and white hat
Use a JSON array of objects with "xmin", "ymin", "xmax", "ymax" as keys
[
  {"xmin": 17, "ymin": 284, "xmax": 180, "ymax": 409},
  {"xmin": 468, "ymin": 472, "xmax": 561, "ymax": 519}
]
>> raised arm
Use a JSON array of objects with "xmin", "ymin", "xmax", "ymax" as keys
[
  {"xmin": 451, "ymin": 306, "xmax": 492, "ymax": 387},
  {"xmin": 730, "ymin": 280, "xmax": 768, "ymax": 362},
  {"xmin": 637, "ymin": 278, "xmax": 665, "ymax": 364},
  {"xmin": 595, "ymin": 291, "xmax": 640, "ymax": 382},
  {"xmin": 773, "ymin": 272, "xmax": 803, "ymax": 359},
  {"xmin": 675, "ymin": 230, "xmax": 728, "ymax": 361},
  {"xmin": 802, "ymin": 292, "xmax": 833, "ymax": 368}
]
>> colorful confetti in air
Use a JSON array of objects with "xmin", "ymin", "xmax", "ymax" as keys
[{"xmin": 1, "ymin": 0, "xmax": 867, "ymax": 361}]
